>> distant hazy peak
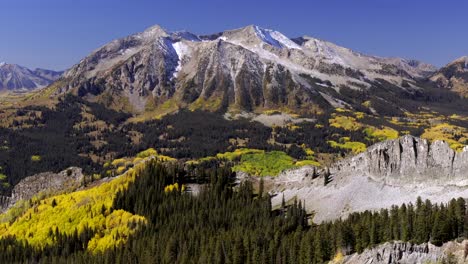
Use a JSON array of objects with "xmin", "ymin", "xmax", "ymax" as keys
[{"xmin": 0, "ymin": 63, "xmax": 62, "ymax": 91}]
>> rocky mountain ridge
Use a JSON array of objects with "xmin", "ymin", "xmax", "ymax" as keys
[
  {"xmin": 55, "ymin": 24, "xmax": 444, "ymax": 115},
  {"xmin": 0, "ymin": 63, "xmax": 62, "ymax": 91},
  {"xmin": 430, "ymin": 56, "xmax": 468, "ymax": 97}
]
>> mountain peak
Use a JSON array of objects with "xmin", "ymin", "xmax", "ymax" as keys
[
  {"xmin": 430, "ymin": 55, "xmax": 468, "ymax": 97},
  {"xmin": 220, "ymin": 25, "xmax": 302, "ymax": 50},
  {"xmin": 140, "ymin": 24, "xmax": 169, "ymax": 39},
  {"xmin": 173, "ymin": 30, "xmax": 201, "ymax": 42},
  {"xmin": 0, "ymin": 63, "xmax": 62, "ymax": 91},
  {"xmin": 251, "ymin": 25, "xmax": 302, "ymax": 49},
  {"xmin": 450, "ymin": 56, "xmax": 468, "ymax": 67}
]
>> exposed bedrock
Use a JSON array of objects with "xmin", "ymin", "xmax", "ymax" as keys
[
  {"xmin": 265, "ymin": 135, "xmax": 468, "ymax": 222},
  {"xmin": 0, "ymin": 167, "xmax": 83, "ymax": 212}
]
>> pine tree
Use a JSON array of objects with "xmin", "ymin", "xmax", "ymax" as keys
[
  {"xmin": 313, "ymin": 229, "xmax": 323, "ymax": 264},
  {"xmin": 400, "ymin": 203, "xmax": 409, "ymax": 241},
  {"xmin": 455, "ymin": 198, "xmax": 466, "ymax": 237},
  {"xmin": 414, "ymin": 197, "xmax": 426, "ymax": 243}
]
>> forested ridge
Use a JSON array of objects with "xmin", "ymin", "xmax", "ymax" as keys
[
  {"xmin": 1, "ymin": 93, "xmax": 467, "ymax": 196},
  {"xmin": 0, "ymin": 160, "xmax": 466, "ymax": 263},
  {"xmin": 0, "ymin": 95, "xmax": 386, "ymax": 194}
]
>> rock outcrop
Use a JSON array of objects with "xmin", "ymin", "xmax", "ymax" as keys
[
  {"xmin": 331, "ymin": 135, "xmax": 468, "ymax": 185},
  {"xmin": 342, "ymin": 240, "xmax": 468, "ymax": 264},
  {"xmin": 0, "ymin": 167, "xmax": 83, "ymax": 211},
  {"xmin": 267, "ymin": 136, "xmax": 468, "ymax": 222}
]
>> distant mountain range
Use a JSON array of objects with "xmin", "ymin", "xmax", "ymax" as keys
[
  {"xmin": 4, "ymin": 25, "xmax": 467, "ymax": 117},
  {"xmin": 0, "ymin": 62, "xmax": 62, "ymax": 91}
]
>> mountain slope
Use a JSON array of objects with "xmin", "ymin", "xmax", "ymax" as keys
[
  {"xmin": 430, "ymin": 56, "xmax": 468, "ymax": 97},
  {"xmin": 0, "ymin": 63, "xmax": 62, "ymax": 91},
  {"xmin": 57, "ymin": 25, "xmax": 442, "ymax": 116}
]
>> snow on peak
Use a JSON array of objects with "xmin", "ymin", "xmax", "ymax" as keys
[
  {"xmin": 447, "ymin": 56, "xmax": 468, "ymax": 69},
  {"xmin": 459, "ymin": 56, "xmax": 468, "ymax": 69},
  {"xmin": 0, "ymin": 62, "xmax": 6, "ymax": 67},
  {"xmin": 253, "ymin": 26, "xmax": 302, "ymax": 50}
]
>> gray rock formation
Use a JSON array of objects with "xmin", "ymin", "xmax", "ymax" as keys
[
  {"xmin": 331, "ymin": 135, "xmax": 468, "ymax": 185},
  {"xmin": 0, "ymin": 167, "xmax": 83, "ymax": 211},
  {"xmin": 342, "ymin": 240, "xmax": 468, "ymax": 264},
  {"xmin": 340, "ymin": 240, "xmax": 468, "ymax": 264},
  {"xmin": 343, "ymin": 242, "xmax": 441, "ymax": 264},
  {"xmin": 267, "ymin": 136, "xmax": 468, "ymax": 222}
]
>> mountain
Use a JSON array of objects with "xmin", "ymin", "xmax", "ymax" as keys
[
  {"xmin": 0, "ymin": 62, "xmax": 62, "ymax": 91},
  {"xmin": 58, "ymin": 25, "xmax": 441, "ymax": 116},
  {"xmin": 430, "ymin": 56, "xmax": 468, "ymax": 97}
]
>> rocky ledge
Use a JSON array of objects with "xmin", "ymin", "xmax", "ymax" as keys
[
  {"xmin": 341, "ymin": 240, "xmax": 468, "ymax": 264},
  {"xmin": 0, "ymin": 167, "xmax": 83, "ymax": 212},
  {"xmin": 330, "ymin": 135, "xmax": 468, "ymax": 185},
  {"xmin": 267, "ymin": 136, "xmax": 468, "ymax": 222}
]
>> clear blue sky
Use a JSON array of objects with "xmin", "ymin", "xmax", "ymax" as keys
[{"xmin": 1, "ymin": 0, "xmax": 467, "ymax": 70}]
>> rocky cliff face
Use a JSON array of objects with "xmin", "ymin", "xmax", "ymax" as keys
[
  {"xmin": 268, "ymin": 136, "xmax": 468, "ymax": 222},
  {"xmin": 331, "ymin": 135, "xmax": 468, "ymax": 185},
  {"xmin": 430, "ymin": 56, "xmax": 468, "ymax": 98},
  {"xmin": 342, "ymin": 240, "xmax": 468, "ymax": 264},
  {"xmin": 0, "ymin": 167, "xmax": 83, "ymax": 212},
  {"xmin": 57, "ymin": 25, "xmax": 438, "ymax": 115}
]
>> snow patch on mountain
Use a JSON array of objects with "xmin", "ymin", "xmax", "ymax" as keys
[
  {"xmin": 253, "ymin": 26, "xmax": 302, "ymax": 50},
  {"xmin": 220, "ymin": 37, "xmax": 367, "ymax": 89},
  {"xmin": 313, "ymin": 39, "xmax": 349, "ymax": 66},
  {"xmin": 171, "ymin": 41, "xmax": 190, "ymax": 79}
]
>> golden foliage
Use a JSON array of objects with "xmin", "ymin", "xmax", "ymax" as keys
[
  {"xmin": 164, "ymin": 183, "xmax": 186, "ymax": 193},
  {"xmin": 421, "ymin": 123, "xmax": 467, "ymax": 151},
  {"xmin": 364, "ymin": 126, "xmax": 399, "ymax": 141},
  {"xmin": 329, "ymin": 115, "xmax": 362, "ymax": 131},
  {"xmin": 0, "ymin": 162, "xmax": 149, "ymax": 253},
  {"xmin": 30, "ymin": 155, "xmax": 41, "ymax": 162},
  {"xmin": 136, "ymin": 148, "xmax": 157, "ymax": 159},
  {"xmin": 328, "ymin": 139, "xmax": 366, "ymax": 154}
]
